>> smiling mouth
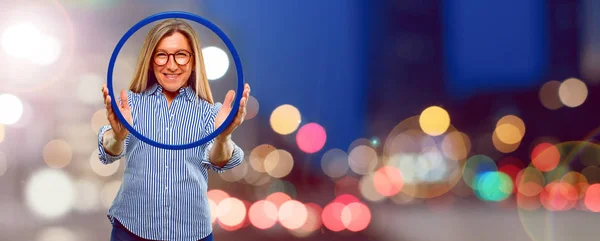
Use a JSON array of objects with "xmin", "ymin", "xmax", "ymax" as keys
[{"xmin": 163, "ymin": 73, "xmax": 181, "ymax": 80}]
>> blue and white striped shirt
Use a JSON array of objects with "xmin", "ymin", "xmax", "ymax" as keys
[{"xmin": 97, "ymin": 83, "xmax": 243, "ymax": 241}]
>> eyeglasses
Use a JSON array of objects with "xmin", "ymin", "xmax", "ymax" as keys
[{"xmin": 153, "ymin": 50, "xmax": 193, "ymax": 66}]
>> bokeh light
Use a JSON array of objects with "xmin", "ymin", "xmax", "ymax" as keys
[
  {"xmin": 538, "ymin": 80, "xmax": 563, "ymax": 110},
  {"xmin": 290, "ymin": 202, "xmax": 322, "ymax": 237},
  {"xmin": 321, "ymin": 148, "xmax": 350, "ymax": 178},
  {"xmin": 348, "ymin": 145, "xmax": 378, "ymax": 175},
  {"xmin": 473, "ymin": 171, "xmax": 513, "ymax": 202},
  {"xmin": 219, "ymin": 157, "xmax": 248, "ymax": 182},
  {"xmin": 495, "ymin": 115, "xmax": 525, "ymax": 145},
  {"xmin": 31, "ymin": 34, "xmax": 62, "ymax": 66},
  {"xmin": 560, "ymin": 171, "xmax": 589, "ymax": 199},
  {"xmin": 441, "ymin": 131, "xmax": 471, "ymax": 161},
  {"xmin": 372, "ymin": 165, "xmax": 404, "ymax": 197},
  {"xmin": 25, "ymin": 168, "xmax": 75, "ymax": 219},
  {"xmin": 462, "ymin": 155, "xmax": 497, "ymax": 190},
  {"xmin": 0, "ymin": 124, "xmax": 4, "ymax": 143},
  {"xmin": 296, "ymin": 123, "xmax": 327, "ymax": 154},
  {"xmin": 90, "ymin": 109, "xmax": 109, "ymax": 134},
  {"xmin": 419, "ymin": 106, "xmax": 450, "ymax": 136},
  {"xmin": 42, "ymin": 139, "xmax": 73, "ymax": 168},
  {"xmin": 249, "ymin": 144, "xmax": 277, "ymax": 173},
  {"xmin": 359, "ymin": 172, "xmax": 386, "ymax": 202},
  {"xmin": 89, "ymin": 150, "xmax": 120, "ymax": 177},
  {"xmin": 341, "ymin": 202, "xmax": 371, "ymax": 232},
  {"xmin": 492, "ymin": 130, "xmax": 521, "ymax": 154},
  {"xmin": 264, "ymin": 149, "xmax": 294, "ymax": 178},
  {"xmin": 540, "ymin": 181, "xmax": 578, "ymax": 211},
  {"xmin": 202, "ymin": 46, "xmax": 230, "ymax": 80},
  {"xmin": 266, "ymin": 192, "xmax": 292, "ymax": 209},
  {"xmin": 278, "ymin": 200, "xmax": 308, "ymax": 230},
  {"xmin": 244, "ymin": 95, "xmax": 259, "ymax": 120},
  {"xmin": 516, "ymin": 167, "xmax": 545, "ymax": 197},
  {"xmin": 321, "ymin": 202, "xmax": 346, "ymax": 232},
  {"xmin": 217, "ymin": 197, "xmax": 246, "ymax": 227},
  {"xmin": 558, "ymin": 77, "xmax": 588, "ymax": 107},
  {"xmin": 207, "ymin": 189, "xmax": 230, "ymax": 204},
  {"xmin": 248, "ymin": 200, "xmax": 278, "ymax": 229},
  {"xmin": 584, "ymin": 183, "xmax": 600, "ymax": 212},
  {"xmin": 1, "ymin": 22, "xmax": 41, "ymax": 59},
  {"xmin": 270, "ymin": 104, "xmax": 301, "ymax": 135},
  {"xmin": 531, "ymin": 142, "xmax": 560, "ymax": 172},
  {"xmin": 0, "ymin": 93, "xmax": 24, "ymax": 125},
  {"xmin": 348, "ymin": 138, "xmax": 374, "ymax": 153}
]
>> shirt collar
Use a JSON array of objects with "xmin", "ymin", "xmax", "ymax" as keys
[{"xmin": 144, "ymin": 83, "xmax": 196, "ymax": 102}]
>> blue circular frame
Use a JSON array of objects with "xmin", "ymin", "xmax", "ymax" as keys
[{"xmin": 107, "ymin": 11, "xmax": 244, "ymax": 150}]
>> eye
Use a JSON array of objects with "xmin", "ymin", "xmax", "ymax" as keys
[
  {"xmin": 175, "ymin": 52, "xmax": 190, "ymax": 57},
  {"xmin": 155, "ymin": 53, "xmax": 167, "ymax": 58}
]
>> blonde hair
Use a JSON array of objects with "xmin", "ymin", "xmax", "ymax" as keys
[{"xmin": 129, "ymin": 18, "xmax": 213, "ymax": 104}]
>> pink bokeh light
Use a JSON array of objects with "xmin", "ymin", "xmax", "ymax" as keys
[{"xmin": 296, "ymin": 123, "xmax": 327, "ymax": 154}]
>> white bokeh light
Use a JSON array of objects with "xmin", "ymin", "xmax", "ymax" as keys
[
  {"xmin": 202, "ymin": 46, "xmax": 230, "ymax": 80},
  {"xmin": 25, "ymin": 168, "xmax": 75, "ymax": 220},
  {"xmin": 0, "ymin": 94, "xmax": 24, "ymax": 125},
  {"xmin": 31, "ymin": 34, "xmax": 62, "ymax": 66},
  {"xmin": 1, "ymin": 23, "xmax": 41, "ymax": 59}
]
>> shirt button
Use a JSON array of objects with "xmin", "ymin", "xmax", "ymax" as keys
[
  {"xmin": 165, "ymin": 165, "xmax": 168, "ymax": 169},
  {"xmin": 165, "ymin": 127, "xmax": 169, "ymax": 131},
  {"xmin": 165, "ymin": 186, "xmax": 168, "ymax": 190}
]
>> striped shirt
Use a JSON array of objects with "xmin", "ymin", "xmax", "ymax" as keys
[{"xmin": 97, "ymin": 83, "xmax": 243, "ymax": 241}]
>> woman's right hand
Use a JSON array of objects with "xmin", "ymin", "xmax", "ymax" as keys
[{"xmin": 102, "ymin": 84, "xmax": 133, "ymax": 141}]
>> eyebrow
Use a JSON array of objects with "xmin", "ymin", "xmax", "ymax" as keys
[{"xmin": 155, "ymin": 48, "xmax": 192, "ymax": 53}]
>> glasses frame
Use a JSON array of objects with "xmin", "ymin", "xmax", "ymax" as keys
[{"xmin": 153, "ymin": 50, "xmax": 194, "ymax": 66}]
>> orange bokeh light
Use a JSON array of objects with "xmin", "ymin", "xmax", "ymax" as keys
[
  {"xmin": 248, "ymin": 200, "xmax": 278, "ymax": 229},
  {"xmin": 531, "ymin": 143, "xmax": 560, "ymax": 172}
]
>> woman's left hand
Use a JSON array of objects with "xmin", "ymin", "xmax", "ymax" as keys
[{"xmin": 214, "ymin": 83, "xmax": 251, "ymax": 140}]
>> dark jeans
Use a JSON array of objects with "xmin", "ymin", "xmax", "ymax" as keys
[{"xmin": 110, "ymin": 218, "xmax": 214, "ymax": 241}]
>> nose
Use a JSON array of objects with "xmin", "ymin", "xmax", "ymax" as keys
[{"xmin": 166, "ymin": 55, "xmax": 178, "ymax": 71}]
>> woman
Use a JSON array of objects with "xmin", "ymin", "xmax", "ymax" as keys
[{"xmin": 98, "ymin": 18, "xmax": 250, "ymax": 241}]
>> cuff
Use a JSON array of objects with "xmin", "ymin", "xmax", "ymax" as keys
[
  {"xmin": 97, "ymin": 125, "xmax": 127, "ymax": 164},
  {"xmin": 201, "ymin": 142, "xmax": 244, "ymax": 173}
]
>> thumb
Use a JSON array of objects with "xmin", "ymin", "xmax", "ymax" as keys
[
  {"xmin": 120, "ymin": 90, "xmax": 129, "ymax": 110},
  {"xmin": 223, "ymin": 90, "xmax": 235, "ymax": 108}
]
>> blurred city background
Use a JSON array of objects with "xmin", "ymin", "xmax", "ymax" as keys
[{"xmin": 0, "ymin": 0, "xmax": 599, "ymax": 240}]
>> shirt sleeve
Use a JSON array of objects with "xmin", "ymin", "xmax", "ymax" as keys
[
  {"xmin": 96, "ymin": 90, "xmax": 133, "ymax": 165},
  {"xmin": 200, "ymin": 102, "xmax": 245, "ymax": 173},
  {"xmin": 97, "ymin": 125, "xmax": 129, "ymax": 164}
]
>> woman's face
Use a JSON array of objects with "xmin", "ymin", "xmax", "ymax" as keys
[{"xmin": 152, "ymin": 31, "xmax": 194, "ymax": 93}]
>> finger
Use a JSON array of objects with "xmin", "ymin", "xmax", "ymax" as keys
[
  {"xmin": 102, "ymin": 85, "xmax": 109, "ymax": 100},
  {"xmin": 105, "ymin": 95, "xmax": 114, "ymax": 115},
  {"xmin": 242, "ymin": 85, "xmax": 250, "ymax": 99},
  {"xmin": 120, "ymin": 90, "xmax": 130, "ymax": 110},
  {"xmin": 236, "ymin": 97, "xmax": 247, "ymax": 122},
  {"xmin": 105, "ymin": 96, "xmax": 116, "ymax": 123},
  {"xmin": 223, "ymin": 90, "xmax": 235, "ymax": 108}
]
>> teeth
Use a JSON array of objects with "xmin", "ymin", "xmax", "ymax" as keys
[{"xmin": 165, "ymin": 74, "xmax": 179, "ymax": 79}]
